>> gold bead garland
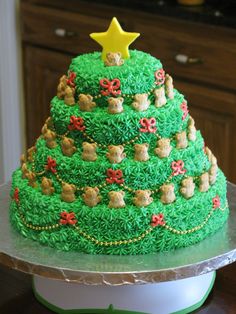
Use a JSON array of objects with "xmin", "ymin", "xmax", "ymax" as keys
[
  {"xmin": 81, "ymin": 131, "xmax": 141, "ymax": 149},
  {"xmin": 18, "ymin": 210, "xmax": 60, "ymax": 231},
  {"xmin": 15, "ymin": 198, "xmax": 227, "ymax": 246},
  {"xmin": 73, "ymin": 225, "xmax": 153, "ymax": 246},
  {"xmin": 31, "ymin": 155, "xmax": 45, "ymax": 176}
]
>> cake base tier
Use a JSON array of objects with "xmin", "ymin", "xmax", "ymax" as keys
[
  {"xmin": 33, "ymin": 272, "xmax": 216, "ymax": 314},
  {"xmin": 0, "ymin": 182, "xmax": 236, "ymax": 285},
  {"xmin": 10, "ymin": 168, "xmax": 228, "ymax": 255}
]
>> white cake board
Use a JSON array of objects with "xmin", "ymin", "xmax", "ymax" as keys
[{"xmin": 33, "ymin": 272, "xmax": 215, "ymax": 314}]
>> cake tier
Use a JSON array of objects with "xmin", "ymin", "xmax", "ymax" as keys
[
  {"xmin": 10, "ymin": 168, "xmax": 228, "ymax": 255},
  {"xmin": 69, "ymin": 50, "xmax": 162, "ymax": 97},
  {"xmin": 51, "ymin": 89, "xmax": 186, "ymax": 145},
  {"xmin": 33, "ymin": 131, "xmax": 208, "ymax": 194}
]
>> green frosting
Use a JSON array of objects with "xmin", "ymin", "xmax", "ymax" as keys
[
  {"xmin": 69, "ymin": 50, "xmax": 162, "ymax": 96},
  {"xmin": 51, "ymin": 89, "xmax": 186, "ymax": 144},
  {"xmin": 10, "ymin": 50, "xmax": 229, "ymax": 255}
]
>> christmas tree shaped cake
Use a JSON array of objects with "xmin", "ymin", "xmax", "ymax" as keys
[{"xmin": 10, "ymin": 18, "xmax": 229, "ymax": 255}]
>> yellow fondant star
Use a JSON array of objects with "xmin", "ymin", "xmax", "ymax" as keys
[{"xmin": 90, "ymin": 17, "xmax": 140, "ymax": 60}]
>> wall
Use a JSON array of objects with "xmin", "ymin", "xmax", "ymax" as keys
[{"xmin": 0, "ymin": 0, "xmax": 25, "ymax": 184}]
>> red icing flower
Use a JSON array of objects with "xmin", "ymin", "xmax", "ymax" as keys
[
  {"xmin": 106, "ymin": 168, "xmax": 124, "ymax": 184},
  {"xmin": 60, "ymin": 211, "xmax": 77, "ymax": 225},
  {"xmin": 139, "ymin": 118, "xmax": 157, "ymax": 133},
  {"xmin": 151, "ymin": 214, "xmax": 165, "ymax": 227},
  {"xmin": 171, "ymin": 160, "xmax": 186, "ymax": 176},
  {"xmin": 45, "ymin": 156, "xmax": 57, "ymax": 173},
  {"xmin": 66, "ymin": 71, "xmax": 76, "ymax": 88},
  {"xmin": 212, "ymin": 195, "xmax": 221, "ymax": 209},
  {"xmin": 180, "ymin": 101, "xmax": 189, "ymax": 120},
  {"xmin": 13, "ymin": 188, "xmax": 19, "ymax": 204},
  {"xmin": 68, "ymin": 116, "xmax": 85, "ymax": 131},
  {"xmin": 155, "ymin": 69, "xmax": 165, "ymax": 86},
  {"xmin": 100, "ymin": 78, "xmax": 121, "ymax": 96}
]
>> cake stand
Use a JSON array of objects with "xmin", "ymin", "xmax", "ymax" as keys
[{"xmin": 1, "ymin": 182, "xmax": 236, "ymax": 314}]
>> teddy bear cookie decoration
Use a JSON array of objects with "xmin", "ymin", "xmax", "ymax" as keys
[
  {"xmin": 132, "ymin": 94, "xmax": 150, "ymax": 111},
  {"xmin": 78, "ymin": 94, "xmax": 96, "ymax": 112},
  {"xmin": 61, "ymin": 137, "xmax": 77, "ymax": 157},
  {"xmin": 64, "ymin": 86, "xmax": 75, "ymax": 106},
  {"xmin": 176, "ymin": 131, "xmax": 188, "ymax": 149},
  {"xmin": 160, "ymin": 183, "xmax": 176, "ymax": 204},
  {"xmin": 57, "ymin": 75, "xmax": 67, "ymax": 99},
  {"xmin": 205, "ymin": 147, "xmax": 218, "ymax": 185},
  {"xmin": 105, "ymin": 52, "xmax": 124, "ymax": 67},
  {"xmin": 134, "ymin": 143, "xmax": 149, "ymax": 162},
  {"xmin": 27, "ymin": 146, "xmax": 36, "ymax": 163},
  {"xmin": 108, "ymin": 191, "xmax": 126, "ymax": 208},
  {"xmin": 108, "ymin": 97, "xmax": 124, "ymax": 114},
  {"xmin": 43, "ymin": 129, "xmax": 57, "ymax": 149},
  {"xmin": 82, "ymin": 187, "xmax": 101, "ymax": 207},
  {"xmin": 21, "ymin": 163, "xmax": 29, "ymax": 179},
  {"xmin": 154, "ymin": 87, "xmax": 167, "ymax": 108},
  {"xmin": 61, "ymin": 182, "xmax": 76, "ymax": 202},
  {"xmin": 24, "ymin": 170, "xmax": 37, "ymax": 188},
  {"xmin": 133, "ymin": 190, "xmax": 153, "ymax": 207},
  {"xmin": 188, "ymin": 116, "xmax": 197, "ymax": 141},
  {"xmin": 199, "ymin": 172, "xmax": 210, "ymax": 192},
  {"xmin": 57, "ymin": 74, "xmax": 75, "ymax": 106},
  {"xmin": 155, "ymin": 138, "xmax": 172, "ymax": 158},
  {"xmin": 165, "ymin": 74, "xmax": 174, "ymax": 99},
  {"xmin": 82, "ymin": 142, "xmax": 97, "ymax": 161},
  {"xmin": 41, "ymin": 177, "xmax": 55, "ymax": 195},
  {"xmin": 180, "ymin": 177, "xmax": 195, "ymax": 199},
  {"xmin": 106, "ymin": 145, "xmax": 126, "ymax": 164}
]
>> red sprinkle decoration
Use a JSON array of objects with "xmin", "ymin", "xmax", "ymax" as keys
[
  {"xmin": 99, "ymin": 78, "xmax": 121, "ymax": 96},
  {"xmin": 106, "ymin": 169, "xmax": 124, "ymax": 184},
  {"xmin": 60, "ymin": 211, "xmax": 77, "ymax": 225},
  {"xmin": 180, "ymin": 101, "xmax": 189, "ymax": 120},
  {"xmin": 66, "ymin": 71, "xmax": 76, "ymax": 88},
  {"xmin": 139, "ymin": 118, "xmax": 157, "ymax": 133},
  {"xmin": 151, "ymin": 214, "xmax": 165, "ymax": 227},
  {"xmin": 171, "ymin": 160, "xmax": 186, "ymax": 176},
  {"xmin": 13, "ymin": 188, "xmax": 19, "ymax": 204},
  {"xmin": 155, "ymin": 69, "xmax": 165, "ymax": 86},
  {"xmin": 45, "ymin": 156, "xmax": 57, "ymax": 173},
  {"xmin": 212, "ymin": 195, "xmax": 221, "ymax": 209},
  {"xmin": 68, "ymin": 116, "xmax": 86, "ymax": 131}
]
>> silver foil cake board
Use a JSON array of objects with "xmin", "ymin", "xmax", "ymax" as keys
[{"xmin": 0, "ymin": 181, "xmax": 236, "ymax": 286}]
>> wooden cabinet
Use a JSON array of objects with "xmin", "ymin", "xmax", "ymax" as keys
[
  {"xmin": 175, "ymin": 80, "xmax": 236, "ymax": 181},
  {"xmin": 20, "ymin": 0, "xmax": 236, "ymax": 182},
  {"xmin": 23, "ymin": 46, "xmax": 72, "ymax": 145}
]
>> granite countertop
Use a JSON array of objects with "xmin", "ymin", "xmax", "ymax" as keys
[{"xmin": 85, "ymin": 0, "xmax": 236, "ymax": 29}]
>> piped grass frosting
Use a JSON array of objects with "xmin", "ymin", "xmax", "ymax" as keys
[{"xmin": 10, "ymin": 50, "xmax": 229, "ymax": 255}]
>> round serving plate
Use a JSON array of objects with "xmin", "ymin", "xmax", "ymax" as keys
[{"xmin": 0, "ymin": 182, "xmax": 236, "ymax": 313}]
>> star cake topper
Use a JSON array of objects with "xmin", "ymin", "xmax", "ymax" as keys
[{"xmin": 90, "ymin": 17, "xmax": 140, "ymax": 60}]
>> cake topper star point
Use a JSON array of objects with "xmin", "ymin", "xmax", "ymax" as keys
[{"xmin": 90, "ymin": 17, "xmax": 140, "ymax": 60}]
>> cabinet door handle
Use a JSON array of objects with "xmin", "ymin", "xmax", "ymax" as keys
[
  {"xmin": 175, "ymin": 54, "xmax": 203, "ymax": 65},
  {"xmin": 54, "ymin": 28, "xmax": 77, "ymax": 38}
]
